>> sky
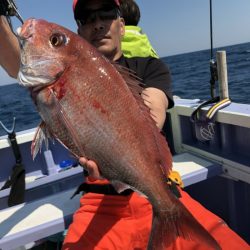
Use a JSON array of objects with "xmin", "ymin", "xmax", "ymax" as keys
[{"xmin": 1, "ymin": 0, "xmax": 250, "ymax": 85}]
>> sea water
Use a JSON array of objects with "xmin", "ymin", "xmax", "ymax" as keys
[{"xmin": 0, "ymin": 42, "xmax": 250, "ymax": 136}]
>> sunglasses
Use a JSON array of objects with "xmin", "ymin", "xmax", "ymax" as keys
[{"xmin": 77, "ymin": 6, "xmax": 121, "ymax": 26}]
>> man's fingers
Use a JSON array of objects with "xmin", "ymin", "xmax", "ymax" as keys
[
  {"xmin": 79, "ymin": 157, "xmax": 87, "ymax": 166},
  {"xmin": 78, "ymin": 157, "xmax": 103, "ymax": 180}
]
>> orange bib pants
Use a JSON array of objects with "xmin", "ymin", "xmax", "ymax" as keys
[{"xmin": 63, "ymin": 189, "xmax": 249, "ymax": 250}]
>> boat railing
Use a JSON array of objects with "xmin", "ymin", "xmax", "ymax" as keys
[
  {"xmin": 0, "ymin": 99, "xmax": 250, "ymax": 248},
  {"xmin": 169, "ymin": 98, "xmax": 250, "ymax": 185}
]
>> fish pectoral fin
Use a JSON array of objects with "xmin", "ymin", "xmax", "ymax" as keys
[
  {"xmin": 49, "ymin": 88, "xmax": 84, "ymax": 158},
  {"xmin": 111, "ymin": 180, "xmax": 132, "ymax": 194},
  {"xmin": 111, "ymin": 181, "xmax": 148, "ymax": 198},
  {"xmin": 31, "ymin": 121, "xmax": 54, "ymax": 160}
]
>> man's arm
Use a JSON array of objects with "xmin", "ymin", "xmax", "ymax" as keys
[
  {"xmin": 0, "ymin": 16, "xmax": 20, "ymax": 78},
  {"xmin": 142, "ymin": 87, "xmax": 169, "ymax": 130}
]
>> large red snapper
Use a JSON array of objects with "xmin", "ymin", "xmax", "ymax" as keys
[{"xmin": 17, "ymin": 19, "xmax": 220, "ymax": 250}]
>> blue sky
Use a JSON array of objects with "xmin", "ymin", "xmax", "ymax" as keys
[{"xmin": 1, "ymin": 0, "xmax": 250, "ymax": 85}]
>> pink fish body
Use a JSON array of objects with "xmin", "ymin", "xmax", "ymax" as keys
[{"xmin": 18, "ymin": 19, "xmax": 220, "ymax": 250}]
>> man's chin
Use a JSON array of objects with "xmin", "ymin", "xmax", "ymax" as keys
[
  {"xmin": 94, "ymin": 44, "xmax": 111, "ymax": 56},
  {"xmin": 92, "ymin": 38, "xmax": 107, "ymax": 46}
]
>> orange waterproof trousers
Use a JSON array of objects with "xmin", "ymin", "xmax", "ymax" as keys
[{"xmin": 62, "ymin": 189, "xmax": 249, "ymax": 250}]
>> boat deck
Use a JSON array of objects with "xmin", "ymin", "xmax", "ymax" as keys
[{"xmin": 0, "ymin": 152, "xmax": 222, "ymax": 250}]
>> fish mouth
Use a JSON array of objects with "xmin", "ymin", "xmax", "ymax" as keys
[
  {"xmin": 18, "ymin": 57, "xmax": 64, "ymax": 88},
  {"xmin": 18, "ymin": 69, "xmax": 56, "ymax": 87}
]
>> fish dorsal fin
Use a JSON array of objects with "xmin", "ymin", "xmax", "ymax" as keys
[
  {"xmin": 113, "ymin": 62, "xmax": 172, "ymax": 176},
  {"xmin": 156, "ymin": 132, "xmax": 173, "ymax": 176},
  {"xmin": 112, "ymin": 62, "xmax": 144, "ymax": 101},
  {"xmin": 111, "ymin": 180, "xmax": 148, "ymax": 198},
  {"xmin": 112, "ymin": 62, "xmax": 155, "ymax": 127},
  {"xmin": 113, "ymin": 62, "xmax": 159, "ymax": 133}
]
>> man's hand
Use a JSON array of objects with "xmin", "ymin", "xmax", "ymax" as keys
[{"xmin": 79, "ymin": 157, "xmax": 104, "ymax": 180}]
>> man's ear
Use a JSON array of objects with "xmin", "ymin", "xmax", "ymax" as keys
[{"xmin": 119, "ymin": 17, "xmax": 125, "ymax": 36}]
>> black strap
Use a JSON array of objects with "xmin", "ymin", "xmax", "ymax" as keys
[
  {"xmin": 71, "ymin": 183, "xmax": 133, "ymax": 199},
  {"xmin": 71, "ymin": 180, "xmax": 181, "ymax": 199},
  {"xmin": 190, "ymin": 96, "xmax": 220, "ymax": 123},
  {"xmin": 190, "ymin": 96, "xmax": 231, "ymax": 142}
]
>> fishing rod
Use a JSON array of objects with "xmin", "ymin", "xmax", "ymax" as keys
[
  {"xmin": 0, "ymin": 0, "xmax": 24, "ymax": 35},
  {"xmin": 6, "ymin": 0, "xmax": 23, "ymax": 23},
  {"xmin": 190, "ymin": 0, "xmax": 231, "ymax": 142},
  {"xmin": 209, "ymin": 0, "xmax": 218, "ymax": 98}
]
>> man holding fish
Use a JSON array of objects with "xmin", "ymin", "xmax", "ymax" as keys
[{"xmin": 0, "ymin": 0, "xmax": 249, "ymax": 249}]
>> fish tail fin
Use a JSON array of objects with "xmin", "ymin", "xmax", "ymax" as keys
[{"xmin": 148, "ymin": 202, "xmax": 221, "ymax": 250}]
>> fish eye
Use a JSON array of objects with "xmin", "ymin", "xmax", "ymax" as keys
[{"xmin": 50, "ymin": 33, "xmax": 65, "ymax": 47}]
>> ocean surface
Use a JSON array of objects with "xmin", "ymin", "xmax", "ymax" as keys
[{"xmin": 0, "ymin": 42, "xmax": 250, "ymax": 136}]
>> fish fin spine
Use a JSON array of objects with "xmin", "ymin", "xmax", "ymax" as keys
[{"xmin": 31, "ymin": 121, "xmax": 53, "ymax": 159}]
